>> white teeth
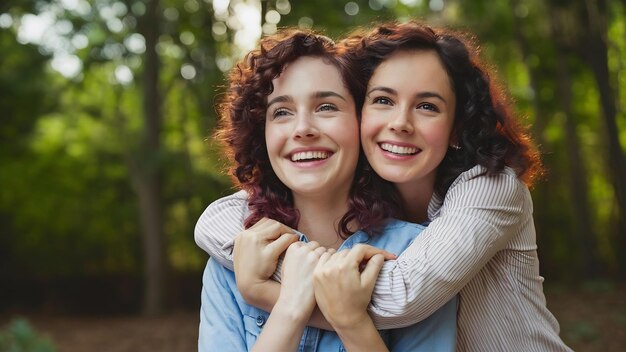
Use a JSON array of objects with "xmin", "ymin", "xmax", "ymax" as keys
[
  {"xmin": 380, "ymin": 143, "xmax": 418, "ymax": 155},
  {"xmin": 291, "ymin": 151, "xmax": 330, "ymax": 162}
]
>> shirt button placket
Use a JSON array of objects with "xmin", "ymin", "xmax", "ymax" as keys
[{"xmin": 255, "ymin": 315, "xmax": 265, "ymax": 328}]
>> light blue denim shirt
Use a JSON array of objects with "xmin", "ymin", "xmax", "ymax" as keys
[{"xmin": 199, "ymin": 218, "xmax": 458, "ymax": 351}]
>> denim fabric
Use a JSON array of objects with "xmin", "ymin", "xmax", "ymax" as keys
[{"xmin": 199, "ymin": 218, "xmax": 457, "ymax": 351}]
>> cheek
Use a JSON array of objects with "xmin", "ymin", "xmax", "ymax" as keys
[
  {"xmin": 422, "ymin": 122, "xmax": 452, "ymax": 150},
  {"xmin": 328, "ymin": 120, "xmax": 360, "ymax": 163},
  {"xmin": 359, "ymin": 116, "xmax": 378, "ymax": 145},
  {"xmin": 265, "ymin": 125, "xmax": 284, "ymax": 158},
  {"xmin": 339, "ymin": 123, "xmax": 361, "ymax": 155}
]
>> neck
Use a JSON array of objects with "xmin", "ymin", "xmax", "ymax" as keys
[
  {"xmin": 293, "ymin": 191, "xmax": 354, "ymax": 249},
  {"xmin": 395, "ymin": 180, "xmax": 434, "ymax": 224}
]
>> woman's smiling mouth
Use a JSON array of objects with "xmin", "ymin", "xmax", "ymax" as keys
[
  {"xmin": 290, "ymin": 150, "xmax": 333, "ymax": 162},
  {"xmin": 379, "ymin": 142, "xmax": 419, "ymax": 155}
]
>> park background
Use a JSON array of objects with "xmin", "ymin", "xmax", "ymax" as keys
[{"xmin": 0, "ymin": 0, "xmax": 625, "ymax": 351}]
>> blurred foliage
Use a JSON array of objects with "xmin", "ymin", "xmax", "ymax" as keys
[
  {"xmin": 0, "ymin": 0, "xmax": 624, "ymax": 312},
  {"xmin": 0, "ymin": 318, "xmax": 56, "ymax": 352}
]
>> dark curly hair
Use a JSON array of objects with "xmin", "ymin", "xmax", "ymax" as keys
[
  {"xmin": 215, "ymin": 29, "xmax": 400, "ymax": 236},
  {"xmin": 342, "ymin": 21, "xmax": 543, "ymax": 197}
]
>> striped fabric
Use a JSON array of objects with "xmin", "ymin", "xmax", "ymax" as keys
[{"xmin": 194, "ymin": 165, "xmax": 572, "ymax": 351}]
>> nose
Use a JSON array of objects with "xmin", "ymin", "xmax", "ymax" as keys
[
  {"xmin": 388, "ymin": 109, "xmax": 414, "ymax": 134},
  {"xmin": 293, "ymin": 114, "xmax": 319, "ymax": 140}
]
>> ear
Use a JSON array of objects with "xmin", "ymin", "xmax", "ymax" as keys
[{"xmin": 449, "ymin": 129, "xmax": 461, "ymax": 150}]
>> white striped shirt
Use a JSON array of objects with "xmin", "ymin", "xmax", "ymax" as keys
[{"xmin": 194, "ymin": 165, "xmax": 572, "ymax": 351}]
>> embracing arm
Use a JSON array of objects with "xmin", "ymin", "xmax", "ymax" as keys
[
  {"xmin": 194, "ymin": 190, "xmax": 248, "ymax": 270},
  {"xmin": 369, "ymin": 167, "xmax": 533, "ymax": 329}
]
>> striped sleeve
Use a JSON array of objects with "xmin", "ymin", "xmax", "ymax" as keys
[
  {"xmin": 194, "ymin": 190, "xmax": 249, "ymax": 270},
  {"xmin": 368, "ymin": 167, "xmax": 531, "ymax": 329}
]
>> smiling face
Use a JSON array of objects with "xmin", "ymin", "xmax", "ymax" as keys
[
  {"xmin": 265, "ymin": 56, "xmax": 359, "ymax": 200},
  {"xmin": 361, "ymin": 49, "xmax": 456, "ymax": 194}
]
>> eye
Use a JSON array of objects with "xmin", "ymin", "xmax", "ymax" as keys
[
  {"xmin": 417, "ymin": 102, "xmax": 440, "ymax": 113},
  {"xmin": 372, "ymin": 96, "xmax": 393, "ymax": 105},
  {"xmin": 318, "ymin": 103, "xmax": 338, "ymax": 112},
  {"xmin": 271, "ymin": 108, "xmax": 291, "ymax": 119}
]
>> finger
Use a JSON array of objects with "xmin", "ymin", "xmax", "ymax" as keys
[
  {"xmin": 247, "ymin": 217, "xmax": 268, "ymax": 229},
  {"xmin": 360, "ymin": 254, "xmax": 385, "ymax": 286},
  {"xmin": 349, "ymin": 244, "xmax": 396, "ymax": 263},
  {"xmin": 326, "ymin": 248, "xmax": 337, "ymax": 255},
  {"xmin": 267, "ymin": 233, "xmax": 300, "ymax": 255},
  {"xmin": 313, "ymin": 246, "xmax": 327, "ymax": 256},
  {"xmin": 337, "ymin": 248, "xmax": 350, "ymax": 258},
  {"xmin": 306, "ymin": 241, "xmax": 321, "ymax": 250},
  {"xmin": 258, "ymin": 218, "xmax": 297, "ymax": 241},
  {"xmin": 317, "ymin": 252, "xmax": 332, "ymax": 266}
]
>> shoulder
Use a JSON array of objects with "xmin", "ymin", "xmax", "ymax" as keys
[
  {"xmin": 379, "ymin": 218, "xmax": 426, "ymax": 233},
  {"xmin": 366, "ymin": 219, "xmax": 427, "ymax": 252},
  {"xmin": 429, "ymin": 165, "xmax": 531, "ymax": 219},
  {"xmin": 206, "ymin": 190, "xmax": 249, "ymax": 215},
  {"xmin": 196, "ymin": 190, "xmax": 249, "ymax": 228},
  {"xmin": 202, "ymin": 257, "xmax": 236, "ymax": 288},
  {"xmin": 452, "ymin": 165, "xmax": 522, "ymax": 188},
  {"xmin": 194, "ymin": 190, "xmax": 250, "ymax": 252}
]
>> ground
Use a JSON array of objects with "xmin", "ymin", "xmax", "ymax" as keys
[{"xmin": 2, "ymin": 282, "xmax": 625, "ymax": 352}]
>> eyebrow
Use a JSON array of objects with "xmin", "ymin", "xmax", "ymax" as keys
[
  {"xmin": 367, "ymin": 86, "xmax": 448, "ymax": 104},
  {"xmin": 314, "ymin": 91, "xmax": 347, "ymax": 101},
  {"xmin": 267, "ymin": 95, "xmax": 294, "ymax": 107},
  {"xmin": 267, "ymin": 91, "xmax": 347, "ymax": 107}
]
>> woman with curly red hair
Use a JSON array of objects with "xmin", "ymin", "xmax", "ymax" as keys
[
  {"xmin": 198, "ymin": 29, "xmax": 457, "ymax": 351},
  {"xmin": 197, "ymin": 22, "xmax": 572, "ymax": 351}
]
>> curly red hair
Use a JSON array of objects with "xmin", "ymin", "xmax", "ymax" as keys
[{"xmin": 215, "ymin": 29, "xmax": 400, "ymax": 236}]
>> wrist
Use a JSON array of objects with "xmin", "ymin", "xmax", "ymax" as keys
[
  {"xmin": 241, "ymin": 281, "xmax": 280, "ymax": 312},
  {"xmin": 238, "ymin": 279, "xmax": 266, "ymax": 304},
  {"xmin": 334, "ymin": 315, "xmax": 381, "ymax": 348},
  {"xmin": 327, "ymin": 310, "xmax": 371, "ymax": 331},
  {"xmin": 273, "ymin": 298, "xmax": 312, "ymax": 324}
]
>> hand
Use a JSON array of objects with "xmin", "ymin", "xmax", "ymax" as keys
[
  {"xmin": 313, "ymin": 244, "xmax": 391, "ymax": 330},
  {"xmin": 233, "ymin": 218, "xmax": 299, "ymax": 305},
  {"xmin": 275, "ymin": 241, "xmax": 331, "ymax": 321}
]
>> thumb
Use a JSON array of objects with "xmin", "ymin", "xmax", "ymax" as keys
[
  {"xmin": 266, "ymin": 233, "xmax": 299, "ymax": 257},
  {"xmin": 360, "ymin": 254, "xmax": 385, "ymax": 289}
]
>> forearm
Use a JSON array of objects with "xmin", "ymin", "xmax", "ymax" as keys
[
  {"xmin": 368, "ymin": 214, "xmax": 508, "ymax": 327},
  {"xmin": 309, "ymin": 306, "xmax": 333, "ymax": 330},
  {"xmin": 252, "ymin": 303, "xmax": 307, "ymax": 352},
  {"xmin": 245, "ymin": 281, "xmax": 333, "ymax": 330},
  {"xmin": 194, "ymin": 191, "xmax": 248, "ymax": 270},
  {"xmin": 335, "ymin": 317, "xmax": 388, "ymax": 352},
  {"xmin": 369, "ymin": 172, "xmax": 528, "ymax": 328}
]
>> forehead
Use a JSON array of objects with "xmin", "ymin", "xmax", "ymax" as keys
[
  {"xmin": 369, "ymin": 50, "xmax": 452, "ymax": 91},
  {"xmin": 268, "ymin": 56, "xmax": 347, "ymax": 97}
]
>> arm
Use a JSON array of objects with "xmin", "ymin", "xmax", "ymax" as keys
[
  {"xmin": 232, "ymin": 219, "xmax": 394, "ymax": 331},
  {"xmin": 369, "ymin": 167, "xmax": 532, "ymax": 328},
  {"xmin": 194, "ymin": 190, "xmax": 248, "ymax": 270},
  {"xmin": 252, "ymin": 242, "xmax": 327, "ymax": 352},
  {"xmin": 314, "ymin": 247, "xmax": 389, "ymax": 352},
  {"xmin": 232, "ymin": 218, "xmax": 298, "ymax": 306},
  {"xmin": 245, "ymin": 280, "xmax": 333, "ymax": 330},
  {"xmin": 199, "ymin": 258, "xmax": 247, "ymax": 352}
]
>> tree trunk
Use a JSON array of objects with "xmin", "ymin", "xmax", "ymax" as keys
[
  {"xmin": 136, "ymin": 0, "xmax": 166, "ymax": 315},
  {"xmin": 509, "ymin": 0, "xmax": 553, "ymax": 270},
  {"xmin": 551, "ymin": 22, "xmax": 600, "ymax": 275},
  {"xmin": 582, "ymin": 0, "xmax": 626, "ymax": 277}
]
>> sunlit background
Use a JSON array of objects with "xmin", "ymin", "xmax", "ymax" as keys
[{"xmin": 0, "ymin": 0, "xmax": 625, "ymax": 351}]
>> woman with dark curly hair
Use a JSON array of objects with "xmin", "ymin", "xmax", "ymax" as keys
[
  {"xmin": 313, "ymin": 21, "xmax": 571, "ymax": 351},
  {"xmin": 198, "ymin": 29, "xmax": 457, "ymax": 351},
  {"xmin": 196, "ymin": 22, "xmax": 572, "ymax": 351}
]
